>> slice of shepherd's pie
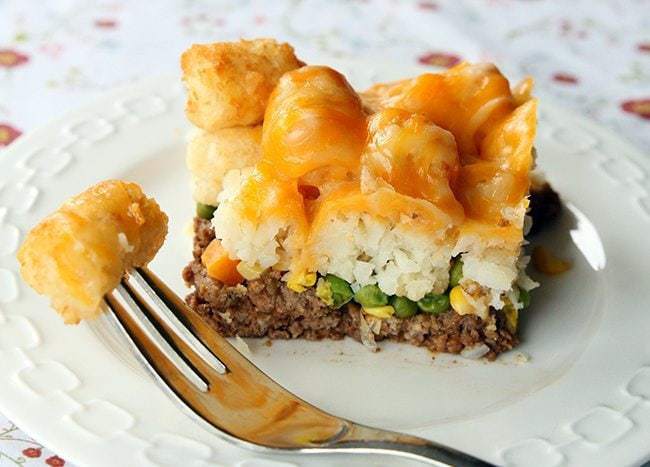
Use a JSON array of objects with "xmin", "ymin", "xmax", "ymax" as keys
[{"xmin": 181, "ymin": 39, "xmax": 555, "ymax": 360}]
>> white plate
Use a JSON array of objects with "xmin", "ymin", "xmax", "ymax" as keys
[{"xmin": 0, "ymin": 60, "xmax": 649, "ymax": 467}]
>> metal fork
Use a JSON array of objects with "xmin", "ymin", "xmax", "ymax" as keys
[{"xmin": 102, "ymin": 267, "xmax": 494, "ymax": 466}]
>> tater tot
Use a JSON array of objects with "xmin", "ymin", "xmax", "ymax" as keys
[
  {"xmin": 17, "ymin": 180, "xmax": 168, "ymax": 324},
  {"xmin": 186, "ymin": 126, "xmax": 262, "ymax": 206},
  {"xmin": 181, "ymin": 39, "xmax": 302, "ymax": 131},
  {"xmin": 261, "ymin": 66, "xmax": 367, "ymax": 179}
]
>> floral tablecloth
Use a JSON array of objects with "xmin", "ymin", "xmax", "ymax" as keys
[{"xmin": 0, "ymin": 0, "xmax": 648, "ymax": 465}]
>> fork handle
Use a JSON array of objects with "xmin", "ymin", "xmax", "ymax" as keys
[{"xmin": 321, "ymin": 423, "xmax": 495, "ymax": 466}]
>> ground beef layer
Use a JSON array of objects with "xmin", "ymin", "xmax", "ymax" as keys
[{"xmin": 183, "ymin": 218, "xmax": 519, "ymax": 360}]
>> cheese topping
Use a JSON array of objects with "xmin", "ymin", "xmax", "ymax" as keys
[{"xmin": 225, "ymin": 63, "xmax": 536, "ymax": 273}]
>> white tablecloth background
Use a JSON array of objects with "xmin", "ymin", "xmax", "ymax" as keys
[{"xmin": 0, "ymin": 1, "xmax": 648, "ymax": 465}]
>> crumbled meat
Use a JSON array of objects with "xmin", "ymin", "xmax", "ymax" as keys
[{"xmin": 183, "ymin": 218, "xmax": 519, "ymax": 360}]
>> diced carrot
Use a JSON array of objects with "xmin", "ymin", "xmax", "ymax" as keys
[
  {"xmin": 532, "ymin": 245, "xmax": 572, "ymax": 275},
  {"xmin": 201, "ymin": 239, "xmax": 244, "ymax": 285}
]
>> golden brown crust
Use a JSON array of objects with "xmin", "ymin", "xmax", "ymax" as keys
[
  {"xmin": 186, "ymin": 126, "xmax": 262, "ymax": 205},
  {"xmin": 181, "ymin": 38, "xmax": 302, "ymax": 131},
  {"xmin": 17, "ymin": 180, "xmax": 168, "ymax": 324}
]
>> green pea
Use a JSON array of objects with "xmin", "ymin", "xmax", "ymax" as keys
[
  {"xmin": 449, "ymin": 259, "xmax": 463, "ymax": 287},
  {"xmin": 418, "ymin": 293, "xmax": 450, "ymax": 315},
  {"xmin": 518, "ymin": 288, "xmax": 531, "ymax": 308},
  {"xmin": 196, "ymin": 202, "xmax": 217, "ymax": 220},
  {"xmin": 325, "ymin": 274, "xmax": 354, "ymax": 308},
  {"xmin": 354, "ymin": 284, "xmax": 389, "ymax": 308},
  {"xmin": 391, "ymin": 296, "xmax": 418, "ymax": 319}
]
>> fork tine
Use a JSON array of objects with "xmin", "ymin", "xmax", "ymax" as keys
[
  {"xmin": 133, "ymin": 266, "xmax": 273, "ymax": 375},
  {"xmin": 105, "ymin": 285, "xmax": 209, "ymax": 392},
  {"xmin": 119, "ymin": 267, "xmax": 350, "ymax": 447},
  {"xmin": 124, "ymin": 269, "xmax": 227, "ymax": 374}
]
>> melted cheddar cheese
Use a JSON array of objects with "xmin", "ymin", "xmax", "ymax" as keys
[
  {"xmin": 362, "ymin": 108, "xmax": 465, "ymax": 225},
  {"xmin": 229, "ymin": 63, "xmax": 536, "ymax": 272},
  {"xmin": 261, "ymin": 66, "xmax": 366, "ymax": 179}
]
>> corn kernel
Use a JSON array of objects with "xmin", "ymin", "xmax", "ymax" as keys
[
  {"xmin": 236, "ymin": 262, "xmax": 265, "ymax": 281},
  {"xmin": 503, "ymin": 298, "xmax": 519, "ymax": 334},
  {"xmin": 315, "ymin": 278, "xmax": 334, "ymax": 306},
  {"xmin": 304, "ymin": 272, "xmax": 317, "ymax": 285},
  {"xmin": 503, "ymin": 304, "xmax": 518, "ymax": 333},
  {"xmin": 363, "ymin": 305, "xmax": 395, "ymax": 319},
  {"xmin": 450, "ymin": 286, "xmax": 474, "ymax": 315},
  {"xmin": 286, "ymin": 271, "xmax": 317, "ymax": 293},
  {"xmin": 287, "ymin": 279, "xmax": 304, "ymax": 293},
  {"xmin": 532, "ymin": 246, "xmax": 572, "ymax": 275}
]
